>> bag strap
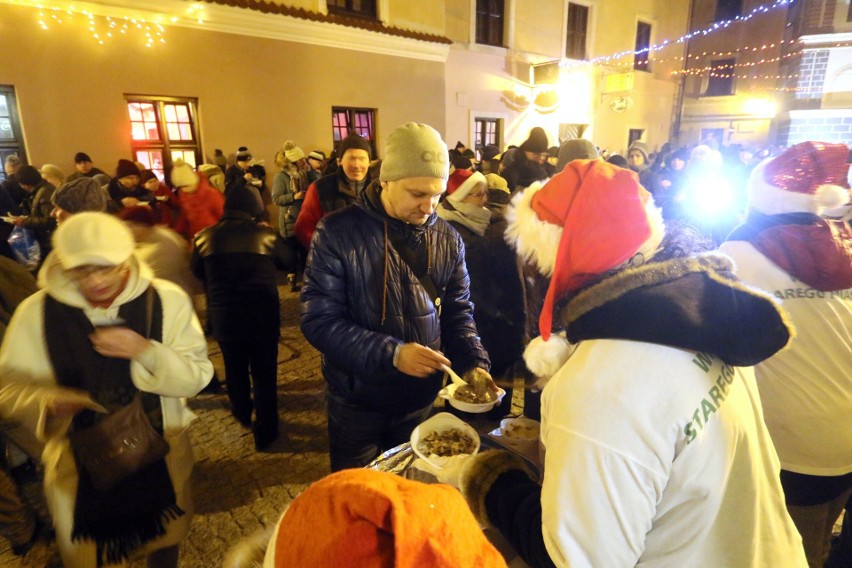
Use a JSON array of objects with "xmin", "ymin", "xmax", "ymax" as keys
[
  {"xmin": 387, "ymin": 230, "xmax": 443, "ymax": 315},
  {"xmin": 144, "ymin": 285, "xmax": 154, "ymax": 339}
]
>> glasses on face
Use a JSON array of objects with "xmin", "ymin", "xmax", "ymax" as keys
[{"xmin": 66, "ymin": 264, "xmax": 123, "ymax": 282}]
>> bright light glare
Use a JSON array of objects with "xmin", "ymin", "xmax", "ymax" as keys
[
  {"xmin": 743, "ymin": 98, "xmax": 777, "ymax": 117},
  {"xmin": 689, "ymin": 176, "xmax": 736, "ymax": 217}
]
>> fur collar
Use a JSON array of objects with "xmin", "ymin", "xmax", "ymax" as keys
[{"xmin": 559, "ymin": 253, "xmax": 792, "ymax": 366}]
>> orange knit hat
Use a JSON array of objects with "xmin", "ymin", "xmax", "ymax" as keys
[{"xmin": 269, "ymin": 469, "xmax": 507, "ymax": 568}]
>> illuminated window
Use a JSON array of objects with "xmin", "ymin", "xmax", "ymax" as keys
[
  {"xmin": 332, "ymin": 107, "xmax": 376, "ymax": 155},
  {"xmin": 126, "ymin": 96, "xmax": 200, "ymax": 182},
  {"xmin": 566, "ymin": 3, "xmax": 589, "ymax": 60},
  {"xmin": 634, "ymin": 21, "xmax": 652, "ymax": 71},
  {"xmin": 327, "ymin": 0, "xmax": 376, "ymax": 19},
  {"xmin": 0, "ymin": 86, "xmax": 26, "ymax": 181},
  {"xmin": 476, "ymin": 0, "xmax": 505, "ymax": 47}
]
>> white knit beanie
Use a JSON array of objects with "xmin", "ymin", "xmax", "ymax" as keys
[
  {"xmin": 170, "ymin": 159, "xmax": 199, "ymax": 188},
  {"xmin": 53, "ymin": 212, "xmax": 135, "ymax": 268},
  {"xmin": 380, "ymin": 123, "xmax": 449, "ymax": 182}
]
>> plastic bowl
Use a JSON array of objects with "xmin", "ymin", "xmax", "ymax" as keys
[
  {"xmin": 499, "ymin": 416, "xmax": 540, "ymax": 448},
  {"xmin": 410, "ymin": 412, "xmax": 480, "ymax": 470},
  {"xmin": 438, "ymin": 383, "xmax": 506, "ymax": 414}
]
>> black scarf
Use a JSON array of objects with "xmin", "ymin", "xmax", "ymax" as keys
[{"xmin": 44, "ymin": 289, "xmax": 184, "ymax": 566}]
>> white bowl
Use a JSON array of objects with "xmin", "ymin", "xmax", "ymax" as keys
[
  {"xmin": 410, "ymin": 412, "xmax": 480, "ymax": 470},
  {"xmin": 438, "ymin": 383, "xmax": 506, "ymax": 414},
  {"xmin": 499, "ymin": 416, "xmax": 540, "ymax": 449}
]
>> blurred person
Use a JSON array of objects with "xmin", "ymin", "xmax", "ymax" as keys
[
  {"xmin": 445, "ymin": 159, "xmax": 807, "ymax": 567},
  {"xmin": 212, "ymin": 149, "xmax": 228, "ymax": 177},
  {"xmin": 191, "ymin": 187, "xmax": 280, "ymax": 450},
  {"xmin": 225, "ymin": 146, "xmax": 252, "ymax": 190},
  {"xmin": 197, "ymin": 164, "xmax": 225, "ymax": 193},
  {"xmin": 107, "ymin": 159, "xmax": 153, "ymax": 213},
  {"xmin": 50, "ymin": 177, "xmax": 108, "ymax": 225},
  {"xmin": 170, "ymin": 159, "xmax": 224, "ymax": 240},
  {"xmin": 306, "ymin": 151, "xmax": 326, "ymax": 184},
  {"xmin": 0, "ymin": 212, "xmax": 212, "ymax": 567},
  {"xmin": 657, "ymin": 147, "xmax": 690, "ymax": 221},
  {"xmin": 502, "ymin": 127, "xmax": 550, "ymax": 193},
  {"xmin": 65, "ymin": 152, "xmax": 109, "ymax": 183},
  {"xmin": 438, "ymin": 169, "xmax": 526, "ymax": 415},
  {"xmin": 8, "ymin": 165, "xmax": 56, "ymax": 258},
  {"xmin": 556, "ymin": 138, "xmax": 598, "ymax": 172},
  {"xmin": 627, "ymin": 140, "xmax": 660, "ymax": 195},
  {"xmin": 2, "ymin": 155, "xmax": 25, "ymax": 207},
  {"xmin": 607, "ymin": 153, "xmax": 628, "ymax": 168},
  {"xmin": 119, "ymin": 206, "xmax": 200, "ymax": 299},
  {"xmin": 273, "ymin": 141, "xmax": 309, "ymax": 290},
  {"xmin": 295, "ymin": 133, "xmax": 372, "ymax": 249},
  {"xmin": 300, "ymin": 123, "xmax": 492, "ymax": 471},
  {"xmin": 246, "ymin": 163, "xmax": 272, "ymax": 222},
  {"xmin": 140, "ymin": 169, "xmax": 182, "ymax": 230},
  {"xmin": 721, "ymin": 141, "xmax": 852, "ymax": 568},
  {"xmin": 39, "ymin": 164, "xmax": 65, "ymax": 189},
  {"xmin": 224, "ymin": 469, "xmax": 506, "ymax": 568}
]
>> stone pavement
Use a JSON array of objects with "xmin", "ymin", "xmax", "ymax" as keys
[{"xmin": 0, "ymin": 284, "xmax": 331, "ymax": 567}]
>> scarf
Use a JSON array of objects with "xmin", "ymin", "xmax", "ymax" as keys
[
  {"xmin": 437, "ymin": 201, "xmax": 491, "ymax": 236},
  {"xmin": 44, "ymin": 289, "xmax": 183, "ymax": 566}
]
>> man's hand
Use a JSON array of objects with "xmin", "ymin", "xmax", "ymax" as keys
[
  {"xmin": 121, "ymin": 197, "xmax": 141, "ymax": 208},
  {"xmin": 395, "ymin": 343, "xmax": 451, "ymax": 378},
  {"xmin": 89, "ymin": 327, "xmax": 152, "ymax": 360}
]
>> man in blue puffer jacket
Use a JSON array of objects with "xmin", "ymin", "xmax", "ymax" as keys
[{"xmin": 301, "ymin": 122, "xmax": 492, "ymax": 471}]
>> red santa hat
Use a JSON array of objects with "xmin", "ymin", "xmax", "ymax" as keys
[
  {"xmin": 748, "ymin": 141, "xmax": 850, "ymax": 215},
  {"xmin": 446, "ymin": 169, "xmax": 487, "ymax": 203},
  {"xmin": 505, "ymin": 159, "xmax": 664, "ymax": 377}
]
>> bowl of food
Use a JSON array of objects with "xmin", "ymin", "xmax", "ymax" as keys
[
  {"xmin": 438, "ymin": 382, "xmax": 506, "ymax": 414},
  {"xmin": 411, "ymin": 412, "xmax": 480, "ymax": 470},
  {"xmin": 498, "ymin": 416, "xmax": 541, "ymax": 451}
]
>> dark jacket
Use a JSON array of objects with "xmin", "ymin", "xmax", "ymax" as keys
[
  {"xmin": 445, "ymin": 209, "xmax": 527, "ymax": 379},
  {"xmin": 106, "ymin": 178, "xmax": 154, "ymax": 213},
  {"xmin": 20, "ymin": 180, "xmax": 56, "ymax": 252},
  {"xmin": 294, "ymin": 169, "xmax": 371, "ymax": 249},
  {"xmin": 190, "ymin": 211, "xmax": 279, "ymax": 342},
  {"xmin": 300, "ymin": 182, "xmax": 489, "ymax": 413}
]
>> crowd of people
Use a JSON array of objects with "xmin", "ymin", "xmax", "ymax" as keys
[{"xmin": 0, "ymin": 124, "xmax": 849, "ymax": 568}]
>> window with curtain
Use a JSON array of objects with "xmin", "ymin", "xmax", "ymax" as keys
[
  {"xmin": 474, "ymin": 117, "xmax": 501, "ymax": 152},
  {"xmin": 331, "ymin": 107, "xmax": 377, "ymax": 156}
]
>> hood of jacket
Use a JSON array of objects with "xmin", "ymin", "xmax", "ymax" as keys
[
  {"xmin": 559, "ymin": 253, "xmax": 792, "ymax": 367},
  {"xmin": 726, "ymin": 211, "xmax": 852, "ymax": 292},
  {"xmin": 37, "ymin": 249, "xmax": 154, "ymax": 311}
]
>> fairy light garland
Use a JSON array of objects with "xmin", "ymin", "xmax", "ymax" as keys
[{"xmin": 28, "ymin": 1, "xmax": 208, "ymax": 47}]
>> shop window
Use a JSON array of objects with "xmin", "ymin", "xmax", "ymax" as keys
[{"xmin": 126, "ymin": 96, "xmax": 200, "ymax": 182}]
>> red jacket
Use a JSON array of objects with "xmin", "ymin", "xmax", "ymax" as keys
[{"xmin": 176, "ymin": 174, "xmax": 224, "ymax": 241}]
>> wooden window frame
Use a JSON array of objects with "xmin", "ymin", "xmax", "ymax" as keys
[
  {"xmin": 704, "ymin": 58, "xmax": 736, "ymax": 96},
  {"xmin": 566, "ymin": 3, "xmax": 590, "ymax": 61},
  {"xmin": 476, "ymin": 0, "xmax": 505, "ymax": 47},
  {"xmin": 331, "ymin": 106, "xmax": 377, "ymax": 156},
  {"xmin": 125, "ymin": 95, "xmax": 201, "ymax": 183},
  {"xmin": 326, "ymin": 0, "xmax": 377, "ymax": 20},
  {"xmin": 634, "ymin": 21, "xmax": 652, "ymax": 72},
  {"xmin": 0, "ymin": 85, "xmax": 27, "ymax": 181}
]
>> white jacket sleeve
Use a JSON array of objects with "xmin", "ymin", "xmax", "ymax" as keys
[{"xmin": 131, "ymin": 279, "xmax": 213, "ymax": 397}]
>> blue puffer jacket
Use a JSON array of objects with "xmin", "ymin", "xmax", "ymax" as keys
[{"xmin": 300, "ymin": 182, "xmax": 490, "ymax": 413}]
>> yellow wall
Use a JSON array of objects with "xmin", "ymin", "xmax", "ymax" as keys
[
  {"xmin": 0, "ymin": 3, "xmax": 445, "ymax": 175},
  {"xmin": 387, "ymin": 0, "xmax": 446, "ymax": 36}
]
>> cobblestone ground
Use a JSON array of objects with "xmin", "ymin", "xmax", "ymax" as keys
[{"xmin": 0, "ymin": 284, "xmax": 330, "ymax": 567}]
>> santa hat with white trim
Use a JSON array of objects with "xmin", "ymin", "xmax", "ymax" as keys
[
  {"xmin": 747, "ymin": 141, "xmax": 850, "ymax": 216},
  {"xmin": 505, "ymin": 159, "xmax": 664, "ymax": 378}
]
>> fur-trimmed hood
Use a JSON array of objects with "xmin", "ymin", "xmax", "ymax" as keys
[{"xmin": 558, "ymin": 253, "xmax": 792, "ymax": 367}]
